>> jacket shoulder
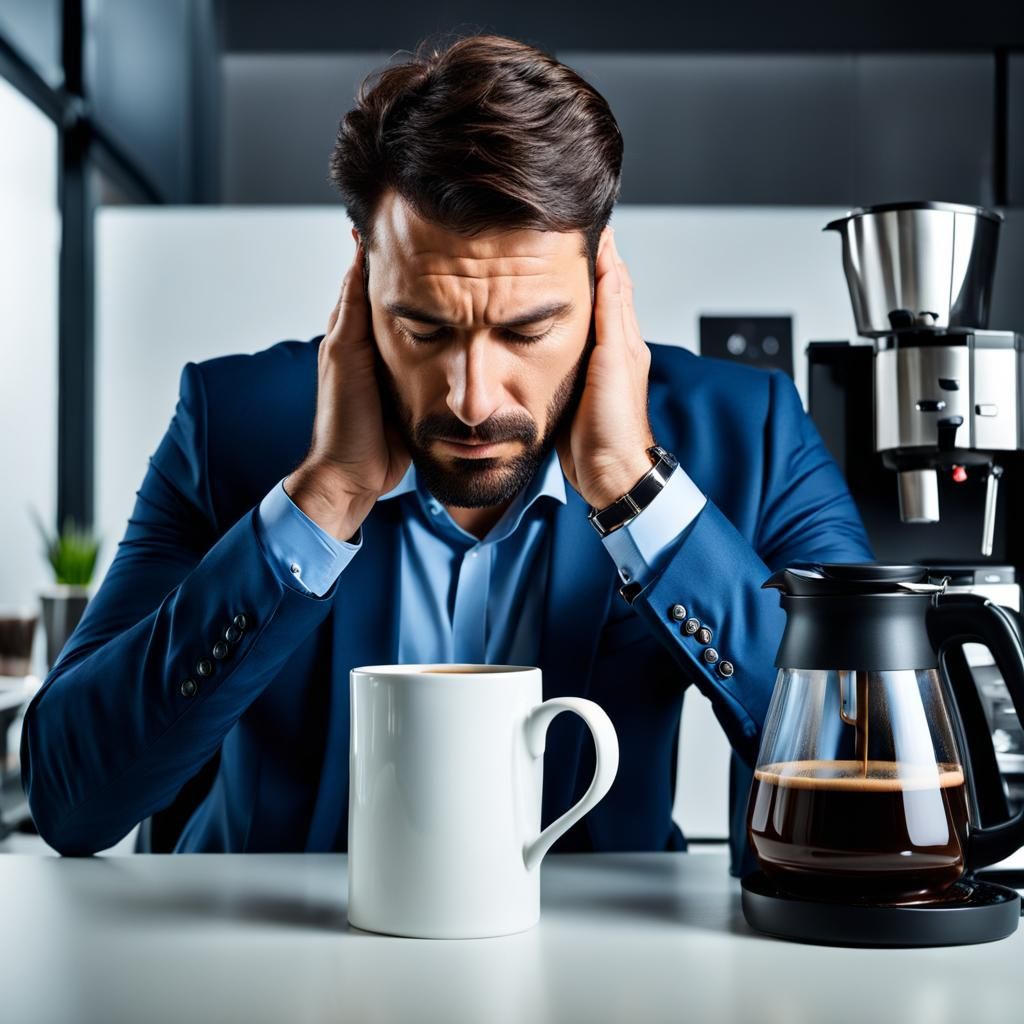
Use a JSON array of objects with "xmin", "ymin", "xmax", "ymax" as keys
[
  {"xmin": 194, "ymin": 335, "xmax": 321, "ymax": 393},
  {"xmin": 647, "ymin": 340, "xmax": 778, "ymax": 399},
  {"xmin": 187, "ymin": 336, "xmax": 324, "ymax": 530}
]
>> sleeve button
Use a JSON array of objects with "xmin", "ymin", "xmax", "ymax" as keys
[
  {"xmin": 196, "ymin": 658, "xmax": 214, "ymax": 678},
  {"xmin": 718, "ymin": 660, "xmax": 734, "ymax": 677},
  {"xmin": 224, "ymin": 624, "xmax": 241, "ymax": 643},
  {"xmin": 696, "ymin": 626, "xmax": 713, "ymax": 645},
  {"xmin": 669, "ymin": 604, "xmax": 687, "ymax": 622},
  {"xmin": 212, "ymin": 641, "xmax": 229, "ymax": 660},
  {"xmin": 179, "ymin": 678, "xmax": 197, "ymax": 697},
  {"xmin": 702, "ymin": 647, "xmax": 719, "ymax": 664},
  {"xmin": 233, "ymin": 613, "xmax": 248, "ymax": 631},
  {"xmin": 682, "ymin": 617, "xmax": 700, "ymax": 635}
]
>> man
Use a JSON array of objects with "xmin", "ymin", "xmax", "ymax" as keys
[{"xmin": 21, "ymin": 33, "xmax": 873, "ymax": 869}]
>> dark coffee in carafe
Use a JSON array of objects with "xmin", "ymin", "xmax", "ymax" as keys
[{"xmin": 747, "ymin": 759, "xmax": 969, "ymax": 902}]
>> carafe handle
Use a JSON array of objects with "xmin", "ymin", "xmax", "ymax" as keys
[
  {"xmin": 928, "ymin": 593, "xmax": 1024, "ymax": 870},
  {"xmin": 522, "ymin": 697, "xmax": 619, "ymax": 872}
]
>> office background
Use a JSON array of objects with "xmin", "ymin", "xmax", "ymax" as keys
[{"xmin": 2, "ymin": 0, "xmax": 1024, "ymax": 845}]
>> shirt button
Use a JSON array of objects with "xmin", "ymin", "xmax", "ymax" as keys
[
  {"xmin": 212, "ymin": 641, "xmax": 229, "ymax": 660},
  {"xmin": 290, "ymin": 562, "xmax": 301, "ymax": 575},
  {"xmin": 682, "ymin": 617, "xmax": 700, "ymax": 635},
  {"xmin": 697, "ymin": 626, "xmax": 713, "ymax": 645},
  {"xmin": 179, "ymin": 678, "xmax": 197, "ymax": 697},
  {"xmin": 196, "ymin": 658, "xmax": 214, "ymax": 678},
  {"xmin": 430, "ymin": 504, "xmax": 441, "ymax": 515},
  {"xmin": 702, "ymin": 647, "xmax": 720, "ymax": 665},
  {"xmin": 669, "ymin": 604, "xmax": 687, "ymax": 622}
]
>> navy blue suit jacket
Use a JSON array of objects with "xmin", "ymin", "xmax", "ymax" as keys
[{"xmin": 21, "ymin": 338, "xmax": 873, "ymax": 865}]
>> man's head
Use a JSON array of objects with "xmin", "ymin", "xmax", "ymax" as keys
[{"xmin": 328, "ymin": 34, "xmax": 623, "ymax": 508}]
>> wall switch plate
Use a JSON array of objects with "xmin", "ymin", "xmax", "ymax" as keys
[{"xmin": 699, "ymin": 315, "xmax": 794, "ymax": 377}]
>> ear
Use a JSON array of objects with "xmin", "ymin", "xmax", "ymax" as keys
[{"xmin": 351, "ymin": 226, "xmax": 361, "ymax": 247}]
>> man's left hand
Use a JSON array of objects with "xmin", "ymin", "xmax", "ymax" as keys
[{"xmin": 556, "ymin": 227, "xmax": 656, "ymax": 509}]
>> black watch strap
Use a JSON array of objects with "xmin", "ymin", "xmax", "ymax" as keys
[{"xmin": 587, "ymin": 445, "xmax": 678, "ymax": 537}]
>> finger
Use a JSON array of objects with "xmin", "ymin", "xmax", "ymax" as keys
[
  {"xmin": 594, "ymin": 230, "xmax": 625, "ymax": 350},
  {"xmin": 330, "ymin": 244, "xmax": 371, "ymax": 343},
  {"xmin": 326, "ymin": 248, "xmax": 359, "ymax": 334},
  {"xmin": 609, "ymin": 239, "xmax": 647, "ymax": 359},
  {"xmin": 325, "ymin": 263, "xmax": 349, "ymax": 336}
]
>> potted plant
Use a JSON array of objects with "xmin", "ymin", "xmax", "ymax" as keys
[{"xmin": 30, "ymin": 511, "xmax": 101, "ymax": 670}]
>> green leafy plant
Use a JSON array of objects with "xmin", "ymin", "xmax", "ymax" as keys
[{"xmin": 29, "ymin": 508, "xmax": 101, "ymax": 586}]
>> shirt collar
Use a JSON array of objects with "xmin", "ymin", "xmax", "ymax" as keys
[{"xmin": 377, "ymin": 446, "xmax": 567, "ymax": 538}]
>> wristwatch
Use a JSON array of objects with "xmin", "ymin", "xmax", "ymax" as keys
[{"xmin": 586, "ymin": 444, "xmax": 679, "ymax": 537}]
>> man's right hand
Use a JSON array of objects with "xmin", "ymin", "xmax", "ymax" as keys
[{"xmin": 284, "ymin": 242, "xmax": 411, "ymax": 543}]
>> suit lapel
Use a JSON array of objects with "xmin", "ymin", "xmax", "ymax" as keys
[
  {"xmin": 305, "ymin": 499, "xmax": 401, "ymax": 850},
  {"xmin": 538, "ymin": 487, "xmax": 618, "ymax": 827},
  {"xmin": 540, "ymin": 486, "xmax": 618, "ymax": 692}
]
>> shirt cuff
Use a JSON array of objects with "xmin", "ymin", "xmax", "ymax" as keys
[
  {"xmin": 601, "ymin": 464, "xmax": 707, "ymax": 588},
  {"xmin": 256, "ymin": 477, "xmax": 362, "ymax": 596}
]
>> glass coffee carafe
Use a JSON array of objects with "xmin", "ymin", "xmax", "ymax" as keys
[{"xmin": 748, "ymin": 564, "xmax": 1024, "ymax": 904}]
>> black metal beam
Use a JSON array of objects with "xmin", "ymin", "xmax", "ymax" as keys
[
  {"xmin": 222, "ymin": 0, "xmax": 1024, "ymax": 53},
  {"xmin": 56, "ymin": 0, "xmax": 94, "ymax": 531}
]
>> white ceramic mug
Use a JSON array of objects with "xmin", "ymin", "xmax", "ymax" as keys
[{"xmin": 347, "ymin": 663, "xmax": 620, "ymax": 938}]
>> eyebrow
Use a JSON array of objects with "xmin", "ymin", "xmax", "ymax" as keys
[{"xmin": 384, "ymin": 300, "xmax": 575, "ymax": 329}]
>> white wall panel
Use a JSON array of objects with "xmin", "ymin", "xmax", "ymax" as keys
[{"xmin": 0, "ymin": 78, "xmax": 59, "ymax": 668}]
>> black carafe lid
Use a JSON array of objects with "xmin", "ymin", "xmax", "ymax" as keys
[
  {"xmin": 763, "ymin": 562, "xmax": 943, "ymax": 597},
  {"xmin": 762, "ymin": 563, "xmax": 947, "ymax": 671}
]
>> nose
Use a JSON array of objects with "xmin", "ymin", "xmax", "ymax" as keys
[{"xmin": 445, "ymin": 339, "xmax": 503, "ymax": 429}]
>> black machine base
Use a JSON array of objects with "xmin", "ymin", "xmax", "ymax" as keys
[{"xmin": 741, "ymin": 871, "xmax": 1021, "ymax": 947}]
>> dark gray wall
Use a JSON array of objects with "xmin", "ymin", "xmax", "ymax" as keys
[
  {"xmin": 1011, "ymin": 55, "xmax": 1024, "ymax": 206},
  {"xmin": 222, "ymin": 53, "xmax": 389, "ymax": 205},
  {"xmin": 221, "ymin": 51, "xmax": 1002, "ymax": 208},
  {"xmin": 562, "ymin": 53, "xmax": 995, "ymax": 206},
  {"xmin": 0, "ymin": 0, "xmax": 61, "ymax": 86}
]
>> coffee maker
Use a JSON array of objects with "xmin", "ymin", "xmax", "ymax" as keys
[
  {"xmin": 808, "ymin": 203, "xmax": 1024, "ymax": 840},
  {"xmin": 822, "ymin": 201, "xmax": 1021, "ymax": 556}
]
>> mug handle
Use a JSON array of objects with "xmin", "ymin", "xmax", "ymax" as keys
[
  {"xmin": 928, "ymin": 593, "xmax": 1024, "ymax": 870},
  {"xmin": 522, "ymin": 697, "xmax": 620, "ymax": 872}
]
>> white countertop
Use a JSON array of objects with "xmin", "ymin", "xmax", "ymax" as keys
[{"xmin": 1, "ymin": 850, "xmax": 1021, "ymax": 1024}]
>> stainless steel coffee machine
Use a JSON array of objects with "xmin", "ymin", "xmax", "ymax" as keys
[{"xmin": 824, "ymin": 202, "xmax": 1023, "ymax": 555}]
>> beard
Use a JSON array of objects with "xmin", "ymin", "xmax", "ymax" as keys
[{"xmin": 380, "ymin": 334, "xmax": 592, "ymax": 509}]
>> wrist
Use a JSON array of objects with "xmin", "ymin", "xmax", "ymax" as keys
[
  {"xmin": 586, "ymin": 444, "xmax": 678, "ymax": 538},
  {"xmin": 284, "ymin": 464, "xmax": 375, "ymax": 543},
  {"xmin": 584, "ymin": 448, "xmax": 657, "ymax": 510}
]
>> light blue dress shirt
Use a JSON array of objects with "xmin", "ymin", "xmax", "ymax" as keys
[{"xmin": 256, "ymin": 449, "xmax": 707, "ymax": 665}]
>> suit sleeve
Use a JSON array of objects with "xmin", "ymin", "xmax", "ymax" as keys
[
  {"xmin": 20, "ymin": 362, "xmax": 342, "ymax": 855},
  {"xmin": 627, "ymin": 369, "xmax": 875, "ymax": 767}
]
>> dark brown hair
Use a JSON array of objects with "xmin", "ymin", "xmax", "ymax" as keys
[{"xmin": 328, "ymin": 33, "xmax": 623, "ymax": 287}]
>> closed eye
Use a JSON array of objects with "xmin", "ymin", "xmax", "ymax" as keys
[{"xmin": 395, "ymin": 323, "xmax": 555, "ymax": 346}]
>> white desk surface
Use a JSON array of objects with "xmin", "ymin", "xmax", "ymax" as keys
[{"xmin": 0, "ymin": 850, "xmax": 1020, "ymax": 1024}]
